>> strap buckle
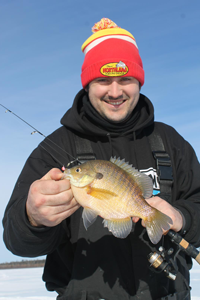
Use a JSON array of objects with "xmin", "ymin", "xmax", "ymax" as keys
[{"xmin": 153, "ymin": 151, "xmax": 173, "ymax": 181}]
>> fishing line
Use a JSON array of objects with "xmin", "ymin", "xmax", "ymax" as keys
[
  {"xmin": 0, "ymin": 103, "xmax": 79, "ymax": 168},
  {"xmin": 39, "ymin": 141, "xmax": 68, "ymax": 169}
]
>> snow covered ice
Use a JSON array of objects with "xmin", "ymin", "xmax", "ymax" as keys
[
  {"xmin": 0, "ymin": 262, "xmax": 199, "ymax": 299},
  {"xmin": 0, "ymin": 267, "xmax": 57, "ymax": 299}
]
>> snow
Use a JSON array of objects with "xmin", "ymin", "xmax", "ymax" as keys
[
  {"xmin": 190, "ymin": 260, "xmax": 200, "ymax": 299},
  {"xmin": 0, "ymin": 267, "xmax": 56, "ymax": 299},
  {"xmin": 0, "ymin": 261, "xmax": 199, "ymax": 299}
]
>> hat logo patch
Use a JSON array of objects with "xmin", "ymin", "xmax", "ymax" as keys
[{"xmin": 100, "ymin": 61, "xmax": 129, "ymax": 76}]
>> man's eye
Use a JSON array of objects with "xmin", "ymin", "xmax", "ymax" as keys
[
  {"xmin": 97, "ymin": 78, "xmax": 109, "ymax": 83},
  {"xmin": 121, "ymin": 77, "xmax": 131, "ymax": 81}
]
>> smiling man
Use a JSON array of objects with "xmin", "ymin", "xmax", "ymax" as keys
[
  {"xmin": 81, "ymin": 19, "xmax": 143, "ymax": 123},
  {"xmin": 3, "ymin": 18, "xmax": 200, "ymax": 300},
  {"xmin": 87, "ymin": 77, "xmax": 140, "ymax": 122}
]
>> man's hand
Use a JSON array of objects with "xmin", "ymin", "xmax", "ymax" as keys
[
  {"xmin": 132, "ymin": 196, "xmax": 183, "ymax": 233},
  {"xmin": 26, "ymin": 168, "xmax": 80, "ymax": 227}
]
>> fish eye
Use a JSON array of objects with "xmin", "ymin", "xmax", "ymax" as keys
[{"xmin": 75, "ymin": 168, "xmax": 81, "ymax": 173}]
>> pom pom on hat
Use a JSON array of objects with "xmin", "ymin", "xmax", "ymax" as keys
[
  {"xmin": 81, "ymin": 18, "xmax": 144, "ymax": 88},
  {"xmin": 92, "ymin": 18, "xmax": 120, "ymax": 32}
]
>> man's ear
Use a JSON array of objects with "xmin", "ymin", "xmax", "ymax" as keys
[{"xmin": 85, "ymin": 84, "xmax": 89, "ymax": 93}]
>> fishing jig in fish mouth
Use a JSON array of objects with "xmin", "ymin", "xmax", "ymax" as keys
[{"xmin": 0, "ymin": 103, "xmax": 81, "ymax": 169}]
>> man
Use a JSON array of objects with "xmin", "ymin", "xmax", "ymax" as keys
[{"xmin": 3, "ymin": 18, "xmax": 200, "ymax": 300}]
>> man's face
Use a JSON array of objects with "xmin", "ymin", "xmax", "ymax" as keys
[{"xmin": 87, "ymin": 77, "xmax": 140, "ymax": 123}]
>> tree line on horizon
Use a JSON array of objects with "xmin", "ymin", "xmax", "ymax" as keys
[{"xmin": 0, "ymin": 259, "xmax": 45, "ymax": 269}]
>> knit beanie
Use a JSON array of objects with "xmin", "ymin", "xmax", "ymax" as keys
[{"xmin": 81, "ymin": 18, "xmax": 144, "ymax": 88}]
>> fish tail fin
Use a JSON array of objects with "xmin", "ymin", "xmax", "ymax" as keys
[{"xmin": 144, "ymin": 210, "xmax": 172, "ymax": 244}]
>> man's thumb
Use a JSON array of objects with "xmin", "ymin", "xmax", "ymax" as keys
[{"xmin": 41, "ymin": 168, "xmax": 63, "ymax": 181}]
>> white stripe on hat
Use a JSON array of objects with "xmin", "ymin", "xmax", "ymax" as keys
[{"xmin": 83, "ymin": 35, "xmax": 138, "ymax": 55}]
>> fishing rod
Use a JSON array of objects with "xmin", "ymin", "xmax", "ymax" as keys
[
  {"xmin": 148, "ymin": 229, "xmax": 200, "ymax": 281},
  {"xmin": 0, "ymin": 103, "xmax": 80, "ymax": 169}
]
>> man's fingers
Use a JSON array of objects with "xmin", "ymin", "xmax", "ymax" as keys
[
  {"xmin": 44, "ymin": 203, "xmax": 80, "ymax": 227},
  {"xmin": 41, "ymin": 168, "xmax": 64, "ymax": 181},
  {"xmin": 132, "ymin": 216, "xmax": 140, "ymax": 223},
  {"xmin": 32, "ymin": 174, "xmax": 71, "ymax": 196},
  {"xmin": 45, "ymin": 190, "xmax": 77, "ymax": 207},
  {"xmin": 26, "ymin": 168, "xmax": 80, "ymax": 227},
  {"xmin": 48, "ymin": 200, "xmax": 80, "ymax": 215}
]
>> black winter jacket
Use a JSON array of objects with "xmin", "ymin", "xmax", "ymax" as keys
[{"xmin": 3, "ymin": 90, "xmax": 200, "ymax": 300}]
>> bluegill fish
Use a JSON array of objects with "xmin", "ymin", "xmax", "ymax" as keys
[{"xmin": 62, "ymin": 157, "xmax": 172, "ymax": 244}]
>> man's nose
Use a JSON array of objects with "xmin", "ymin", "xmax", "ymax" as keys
[{"xmin": 107, "ymin": 81, "xmax": 123, "ymax": 99}]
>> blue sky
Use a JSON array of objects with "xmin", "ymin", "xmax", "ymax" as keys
[{"xmin": 0, "ymin": 0, "xmax": 200, "ymax": 263}]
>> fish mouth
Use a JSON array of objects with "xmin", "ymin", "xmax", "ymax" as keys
[
  {"xmin": 62, "ymin": 173, "xmax": 82, "ymax": 187},
  {"xmin": 62, "ymin": 169, "xmax": 72, "ymax": 180}
]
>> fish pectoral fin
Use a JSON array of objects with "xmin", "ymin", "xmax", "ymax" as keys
[
  {"xmin": 86, "ymin": 186, "xmax": 117, "ymax": 200},
  {"xmin": 144, "ymin": 210, "xmax": 172, "ymax": 244},
  {"xmin": 103, "ymin": 217, "xmax": 132, "ymax": 239},
  {"xmin": 82, "ymin": 207, "xmax": 98, "ymax": 230}
]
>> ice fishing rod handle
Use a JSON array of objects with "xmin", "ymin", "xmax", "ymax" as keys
[{"xmin": 167, "ymin": 230, "xmax": 200, "ymax": 264}]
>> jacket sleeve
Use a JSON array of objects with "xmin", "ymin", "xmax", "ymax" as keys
[
  {"xmin": 161, "ymin": 123, "xmax": 200, "ymax": 247},
  {"xmin": 2, "ymin": 141, "xmax": 66, "ymax": 258}
]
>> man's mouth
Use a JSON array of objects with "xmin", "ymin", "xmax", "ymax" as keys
[{"xmin": 104, "ymin": 99, "xmax": 127, "ymax": 106}]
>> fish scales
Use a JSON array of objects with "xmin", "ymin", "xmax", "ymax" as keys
[
  {"xmin": 108, "ymin": 163, "xmax": 145, "ymax": 217},
  {"xmin": 104, "ymin": 161, "xmax": 137, "ymax": 200},
  {"xmin": 92, "ymin": 161, "xmax": 140, "ymax": 218},
  {"xmin": 63, "ymin": 157, "xmax": 172, "ymax": 244},
  {"xmin": 91, "ymin": 163, "xmax": 131, "ymax": 219}
]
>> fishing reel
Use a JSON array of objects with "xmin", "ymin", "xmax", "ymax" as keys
[
  {"xmin": 148, "ymin": 246, "xmax": 178, "ymax": 280},
  {"xmin": 148, "ymin": 230, "xmax": 200, "ymax": 280}
]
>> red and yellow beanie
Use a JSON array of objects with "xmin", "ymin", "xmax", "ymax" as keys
[{"xmin": 81, "ymin": 18, "xmax": 144, "ymax": 88}]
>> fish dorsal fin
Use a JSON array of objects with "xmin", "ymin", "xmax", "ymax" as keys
[{"xmin": 110, "ymin": 157, "xmax": 153, "ymax": 199}]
